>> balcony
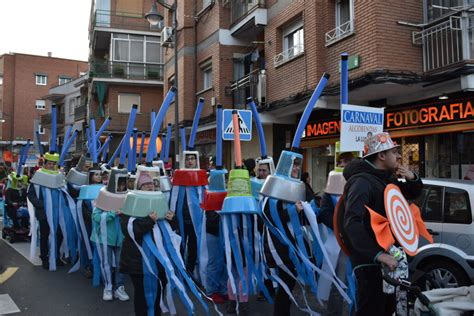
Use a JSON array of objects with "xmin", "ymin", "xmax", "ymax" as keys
[
  {"xmin": 325, "ymin": 19, "xmax": 355, "ymax": 46},
  {"xmin": 41, "ymin": 113, "xmax": 65, "ymax": 128},
  {"xmin": 90, "ymin": 61, "xmax": 164, "ymax": 81},
  {"xmin": 91, "ymin": 10, "xmax": 159, "ymax": 33},
  {"xmin": 229, "ymin": 69, "xmax": 266, "ymax": 108},
  {"xmin": 412, "ymin": 13, "xmax": 466, "ymax": 73},
  {"xmin": 74, "ymin": 104, "xmax": 87, "ymax": 121},
  {"xmin": 229, "ymin": 0, "xmax": 267, "ymax": 39},
  {"xmin": 273, "ymin": 44, "xmax": 304, "ymax": 67}
]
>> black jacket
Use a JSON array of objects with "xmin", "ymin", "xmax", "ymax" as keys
[
  {"xmin": 119, "ymin": 214, "xmax": 156, "ymax": 275},
  {"xmin": 27, "ymin": 184, "xmax": 46, "ymax": 220},
  {"xmin": 341, "ymin": 159, "xmax": 423, "ymax": 267}
]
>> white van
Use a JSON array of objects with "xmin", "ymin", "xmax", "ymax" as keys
[{"xmin": 410, "ymin": 178, "xmax": 474, "ymax": 290}]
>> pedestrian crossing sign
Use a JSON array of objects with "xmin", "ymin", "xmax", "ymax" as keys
[{"xmin": 222, "ymin": 109, "xmax": 252, "ymax": 141}]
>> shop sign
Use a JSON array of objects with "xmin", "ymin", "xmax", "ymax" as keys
[
  {"xmin": 340, "ymin": 104, "xmax": 384, "ymax": 151},
  {"xmin": 303, "ymin": 99, "xmax": 474, "ymax": 141},
  {"xmin": 386, "ymin": 100, "xmax": 474, "ymax": 129}
]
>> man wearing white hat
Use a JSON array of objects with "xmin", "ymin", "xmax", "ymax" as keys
[{"xmin": 339, "ymin": 132, "xmax": 423, "ymax": 316}]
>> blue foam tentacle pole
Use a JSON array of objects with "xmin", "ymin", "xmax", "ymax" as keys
[
  {"xmin": 341, "ymin": 53, "xmax": 349, "ymax": 105},
  {"xmin": 108, "ymin": 137, "xmax": 124, "ymax": 166},
  {"xmin": 159, "ymin": 133, "xmax": 166, "ymax": 161},
  {"xmin": 180, "ymin": 127, "xmax": 186, "ymax": 154},
  {"xmin": 90, "ymin": 118, "xmax": 98, "ymax": 163},
  {"xmin": 292, "ymin": 73, "xmax": 330, "ymax": 150},
  {"xmin": 22, "ymin": 139, "xmax": 32, "ymax": 167},
  {"xmin": 50, "ymin": 104, "xmax": 58, "ymax": 153},
  {"xmin": 164, "ymin": 124, "xmax": 172, "ymax": 163},
  {"xmin": 188, "ymin": 97, "xmax": 204, "ymax": 149},
  {"xmin": 101, "ymin": 135, "xmax": 111, "ymax": 163},
  {"xmin": 118, "ymin": 104, "xmax": 138, "ymax": 167},
  {"xmin": 17, "ymin": 145, "xmax": 27, "ymax": 175},
  {"xmin": 35, "ymin": 131, "xmax": 44, "ymax": 156},
  {"xmin": 130, "ymin": 128, "xmax": 138, "ymax": 171},
  {"xmin": 138, "ymin": 132, "xmax": 146, "ymax": 165},
  {"xmin": 247, "ymin": 98, "xmax": 267, "ymax": 158},
  {"xmin": 150, "ymin": 111, "xmax": 157, "ymax": 159},
  {"xmin": 95, "ymin": 116, "xmax": 111, "ymax": 139},
  {"xmin": 145, "ymin": 87, "xmax": 176, "ymax": 163},
  {"xmin": 59, "ymin": 130, "xmax": 78, "ymax": 167},
  {"xmin": 98, "ymin": 134, "xmax": 112, "ymax": 157},
  {"xmin": 61, "ymin": 126, "xmax": 72, "ymax": 158},
  {"xmin": 85, "ymin": 127, "xmax": 91, "ymax": 154},
  {"xmin": 216, "ymin": 105, "xmax": 223, "ymax": 168}
]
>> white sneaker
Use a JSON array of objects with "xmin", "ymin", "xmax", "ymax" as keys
[
  {"xmin": 114, "ymin": 285, "xmax": 130, "ymax": 301},
  {"xmin": 103, "ymin": 289, "xmax": 113, "ymax": 301}
]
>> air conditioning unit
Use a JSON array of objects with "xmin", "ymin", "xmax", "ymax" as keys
[
  {"xmin": 161, "ymin": 27, "xmax": 173, "ymax": 47},
  {"xmin": 257, "ymin": 70, "xmax": 266, "ymax": 106}
]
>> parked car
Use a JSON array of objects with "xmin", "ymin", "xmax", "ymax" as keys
[{"xmin": 410, "ymin": 178, "xmax": 474, "ymax": 290}]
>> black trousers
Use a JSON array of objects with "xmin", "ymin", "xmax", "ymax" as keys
[
  {"xmin": 354, "ymin": 265, "xmax": 396, "ymax": 316},
  {"xmin": 37, "ymin": 218, "xmax": 63, "ymax": 262},
  {"xmin": 273, "ymin": 268, "xmax": 297, "ymax": 316},
  {"xmin": 6, "ymin": 206, "xmax": 19, "ymax": 228},
  {"xmin": 130, "ymin": 274, "xmax": 164, "ymax": 316},
  {"xmin": 183, "ymin": 223, "xmax": 197, "ymax": 274}
]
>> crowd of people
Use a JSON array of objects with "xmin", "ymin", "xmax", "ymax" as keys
[{"xmin": 0, "ymin": 129, "xmax": 431, "ymax": 316}]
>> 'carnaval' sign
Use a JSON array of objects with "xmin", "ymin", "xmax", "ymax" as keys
[{"xmin": 340, "ymin": 104, "xmax": 385, "ymax": 151}]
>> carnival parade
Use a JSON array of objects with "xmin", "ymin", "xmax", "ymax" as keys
[{"xmin": 2, "ymin": 1, "xmax": 474, "ymax": 316}]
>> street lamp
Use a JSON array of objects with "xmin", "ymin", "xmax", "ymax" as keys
[{"xmin": 146, "ymin": 0, "xmax": 180, "ymax": 169}]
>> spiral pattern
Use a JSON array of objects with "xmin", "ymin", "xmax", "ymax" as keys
[{"xmin": 384, "ymin": 184, "xmax": 419, "ymax": 256}]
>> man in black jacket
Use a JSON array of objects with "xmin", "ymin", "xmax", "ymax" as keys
[{"xmin": 341, "ymin": 132, "xmax": 423, "ymax": 316}]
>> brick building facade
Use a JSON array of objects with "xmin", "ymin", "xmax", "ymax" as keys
[{"xmin": 0, "ymin": 53, "xmax": 87, "ymax": 160}]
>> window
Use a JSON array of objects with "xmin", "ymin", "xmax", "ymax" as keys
[
  {"xmin": 118, "ymin": 94, "xmax": 140, "ymax": 113},
  {"xmin": 59, "ymin": 76, "xmax": 72, "ymax": 85},
  {"xmin": 444, "ymin": 187, "xmax": 472, "ymax": 224},
  {"xmin": 36, "ymin": 74, "xmax": 47, "ymax": 86},
  {"xmin": 38, "ymin": 124, "xmax": 45, "ymax": 135},
  {"xmin": 274, "ymin": 19, "xmax": 304, "ymax": 66},
  {"xmin": 201, "ymin": 62, "xmax": 213, "ymax": 90},
  {"xmin": 415, "ymin": 185, "xmax": 443, "ymax": 222},
  {"xmin": 112, "ymin": 34, "xmax": 162, "ymax": 64},
  {"xmin": 283, "ymin": 20, "xmax": 304, "ymax": 57},
  {"xmin": 325, "ymin": 0, "xmax": 354, "ymax": 45},
  {"xmin": 203, "ymin": 0, "xmax": 212, "ymax": 8},
  {"xmin": 426, "ymin": 0, "xmax": 464, "ymax": 22},
  {"xmin": 35, "ymin": 100, "xmax": 46, "ymax": 110}
]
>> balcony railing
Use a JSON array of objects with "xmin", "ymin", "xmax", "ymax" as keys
[
  {"xmin": 413, "ymin": 14, "xmax": 464, "ymax": 72},
  {"xmin": 273, "ymin": 44, "xmax": 304, "ymax": 67},
  {"xmin": 325, "ymin": 19, "xmax": 355, "ymax": 46},
  {"xmin": 90, "ymin": 61, "xmax": 164, "ymax": 81},
  {"xmin": 74, "ymin": 104, "xmax": 87, "ymax": 121},
  {"xmin": 229, "ymin": 69, "xmax": 266, "ymax": 107},
  {"xmin": 92, "ymin": 10, "xmax": 159, "ymax": 33},
  {"xmin": 231, "ymin": 0, "xmax": 265, "ymax": 24},
  {"xmin": 41, "ymin": 113, "xmax": 65, "ymax": 127}
]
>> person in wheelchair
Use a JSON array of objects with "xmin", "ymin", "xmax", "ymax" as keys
[{"xmin": 4, "ymin": 173, "xmax": 29, "ymax": 232}]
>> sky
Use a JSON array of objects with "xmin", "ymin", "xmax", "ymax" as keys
[{"xmin": 0, "ymin": 0, "xmax": 92, "ymax": 61}]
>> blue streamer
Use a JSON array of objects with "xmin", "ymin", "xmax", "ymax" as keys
[
  {"xmin": 226, "ymin": 215, "xmax": 248, "ymax": 295},
  {"xmin": 142, "ymin": 240, "xmax": 159, "ymax": 316},
  {"xmin": 292, "ymin": 73, "xmax": 330, "ymax": 149},
  {"xmin": 216, "ymin": 106, "xmax": 223, "ymax": 167},
  {"xmin": 188, "ymin": 98, "xmax": 204, "ymax": 149},
  {"xmin": 247, "ymin": 99, "xmax": 267, "ymax": 158},
  {"xmin": 146, "ymin": 88, "xmax": 176, "ymax": 163}
]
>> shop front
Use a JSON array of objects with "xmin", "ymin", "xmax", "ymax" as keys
[{"xmin": 301, "ymin": 96, "xmax": 474, "ymax": 192}]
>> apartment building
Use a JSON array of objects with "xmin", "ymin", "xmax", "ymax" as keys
[
  {"xmin": 87, "ymin": 0, "xmax": 165, "ymax": 162},
  {"xmin": 153, "ymin": 0, "xmax": 474, "ymax": 187},
  {"xmin": 0, "ymin": 53, "xmax": 87, "ymax": 163}
]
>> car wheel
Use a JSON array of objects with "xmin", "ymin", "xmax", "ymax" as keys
[{"xmin": 422, "ymin": 260, "xmax": 469, "ymax": 290}]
